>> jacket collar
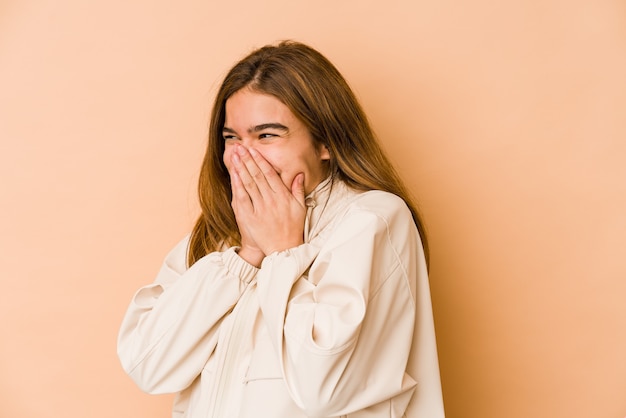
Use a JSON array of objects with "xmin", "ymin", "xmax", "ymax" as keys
[
  {"xmin": 303, "ymin": 176, "xmax": 357, "ymax": 243},
  {"xmin": 305, "ymin": 176, "xmax": 333, "ymax": 209}
]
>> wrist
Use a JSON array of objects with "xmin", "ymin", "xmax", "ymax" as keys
[{"xmin": 236, "ymin": 246, "xmax": 265, "ymax": 268}]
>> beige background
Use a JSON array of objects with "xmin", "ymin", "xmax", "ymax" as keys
[{"xmin": 1, "ymin": 0, "xmax": 625, "ymax": 417}]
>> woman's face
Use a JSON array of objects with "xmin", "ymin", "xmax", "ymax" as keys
[{"xmin": 222, "ymin": 89, "xmax": 330, "ymax": 195}]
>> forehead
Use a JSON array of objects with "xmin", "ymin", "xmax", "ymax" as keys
[{"xmin": 225, "ymin": 90, "xmax": 294, "ymax": 124}]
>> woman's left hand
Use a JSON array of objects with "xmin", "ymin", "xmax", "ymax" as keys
[{"xmin": 229, "ymin": 145, "xmax": 307, "ymax": 257}]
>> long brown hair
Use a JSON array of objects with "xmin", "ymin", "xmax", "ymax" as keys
[{"xmin": 188, "ymin": 40, "xmax": 428, "ymax": 267}]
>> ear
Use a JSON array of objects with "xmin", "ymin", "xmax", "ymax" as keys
[{"xmin": 318, "ymin": 144, "xmax": 331, "ymax": 161}]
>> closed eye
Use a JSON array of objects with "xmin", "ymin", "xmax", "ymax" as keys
[
  {"xmin": 222, "ymin": 126, "xmax": 238, "ymax": 142},
  {"xmin": 259, "ymin": 133, "xmax": 278, "ymax": 139}
]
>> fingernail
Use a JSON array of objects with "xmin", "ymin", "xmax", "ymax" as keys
[{"xmin": 237, "ymin": 146, "xmax": 246, "ymax": 155}]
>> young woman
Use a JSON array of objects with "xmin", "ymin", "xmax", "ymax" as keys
[{"xmin": 118, "ymin": 40, "xmax": 444, "ymax": 417}]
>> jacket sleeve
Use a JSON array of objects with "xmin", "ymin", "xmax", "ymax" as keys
[
  {"xmin": 117, "ymin": 236, "xmax": 258, "ymax": 394},
  {"xmin": 256, "ymin": 194, "xmax": 420, "ymax": 416}
]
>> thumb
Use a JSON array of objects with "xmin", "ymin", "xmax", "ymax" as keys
[{"xmin": 291, "ymin": 173, "xmax": 305, "ymax": 204}]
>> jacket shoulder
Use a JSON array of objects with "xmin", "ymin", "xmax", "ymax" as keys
[{"xmin": 347, "ymin": 190, "xmax": 413, "ymax": 223}]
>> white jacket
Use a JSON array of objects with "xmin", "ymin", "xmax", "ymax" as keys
[{"xmin": 117, "ymin": 179, "xmax": 445, "ymax": 417}]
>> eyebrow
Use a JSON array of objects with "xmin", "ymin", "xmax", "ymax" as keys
[{"xmin": 222, "ymin": 123, "xmax": 289, "ymax": 134}]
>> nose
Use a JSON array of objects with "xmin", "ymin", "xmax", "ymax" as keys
[
  {"xmin": 232, "ymin": 142, "xmax": 251, "ymax": 155},
  {"xmin": 228, "ymin": 142, "xmax": 258, "ymax": 164},
  {"xmin": 235, "ymin": 138, "xmax": 259, "ymax": 153},
  {"xmin": 236, "ymin": 135, "xmax": 254, "ymax": 149}
]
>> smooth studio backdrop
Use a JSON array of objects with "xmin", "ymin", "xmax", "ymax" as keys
[{"xmin": 1, "ymin": 0, "xmax": 625, "ymax": 417}]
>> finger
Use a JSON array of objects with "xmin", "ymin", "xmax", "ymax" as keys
[
  {"xmin": 235, "ymin": 146, "xmax": 270, "ymax": 192},
  {"xmin": 229, "ymin": 166, "xmax": 254, "ymax": 214},
  {"xmin": 290, "ymin": 172, "xmax": 305, "ymax": 207},
  {"xmin": 232, "ymin": 149, "xmax": 263, "ymax": 202},
  {"xmin": 247, "ymin": 148, "xmax": 287, "ymax": 194}
]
